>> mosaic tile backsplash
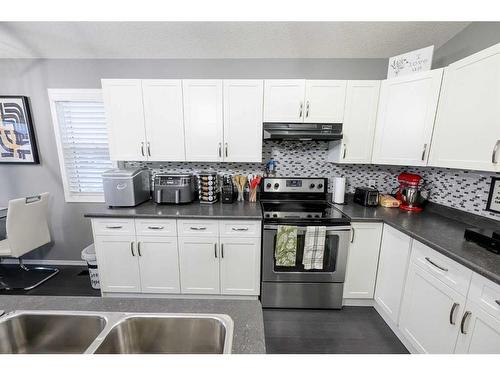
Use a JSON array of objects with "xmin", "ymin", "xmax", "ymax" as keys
[{"xmin": 125, "ymin": 141, "xmax": 500, "ymax": 221}]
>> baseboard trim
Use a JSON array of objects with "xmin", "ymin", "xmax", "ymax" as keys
[
  {"xmin": 102, "ymin": 292, "xmax": 259, "ymax": 300},
  {"xmin": 343, "ymin": 298, "xmax": 375, "ymax": 307},
  {"xmin": 1, "ymin": 259, "xmax": 86, "ymax": 266}
]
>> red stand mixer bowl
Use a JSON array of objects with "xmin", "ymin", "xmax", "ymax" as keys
[{"xmin": 396, "ymin": 173, "xmax": 427, "ymax": 212}]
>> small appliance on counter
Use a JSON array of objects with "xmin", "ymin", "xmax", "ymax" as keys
[
  {"xmin": 221, "ymin": 175, "xmax": 235, "ymax": 204},
  {"xmin": 153, "ymin": 173, "xmax": 196, "ymax": 204},
  {"xmin": 198, "ymin": 171, "xmax": 219, "ymax": 204},
  {"xmin": 464, "ymin": 228, "xmax": 500, "ymax": 255},
  {"xmin": 396, "ymin": 173, "xmax": 430, "ymax": 212},
  {"xmin": 353, "ymin": 187, "xmax": 379, "ymax": 207},
  {"xmin": 102, "ymin": 168, "xmax": 150, "ymax": 207}
]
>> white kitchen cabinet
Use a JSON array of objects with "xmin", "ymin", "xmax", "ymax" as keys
[
  {"xmin": 429, "ymin": 43, "xmax": 500, "ymax": 172},
  {"xmin": 399, "ymin": 261, "xmax": 466, "ymax": 353},
  {"xmin": 137, "ymin": 236, "xmax": 181, "ymax": 294},
  {"xmin": 223, "ymin": 80, "xmax": 263, "ymax": 162},
  {"xmin": 263, "ymin": 80, "xmax": 305, "ymax": 123},
  {"xmin": 142, "ymin": 80, "xmax": 185, "ymax": 161},
  {"xmin": 328, "ymin": 80, "xmax": 380, "ymax": 163},
  {"xmin": 94, "ymin": 235, "xmax": 141, "ymax": 293},
  {"xmin": 343, "ymin": 222, "xmax": 383, "ymax": 300},
  {"xmin": 178, "ymin": 237, "xmax": 220, "ymax": 294},
  {"xmin": 374, "ymin": 225, "xmax": 412, "ymax": 324},
  {"xmin": 102, "ymin": 79, "xmax": 147, "ymax": 161},
  {"xmin": 182, "ymin": 80, "xmax": 224, "ymax": 162},
  {"xmin": 220, "ymin": 237, "xmax": 261, "ymax": 296},
  {"xmin": 371, "ymin": 69, "xmax": 443, "ymax": 166},
  {"xmin": 304, "ymin": 80, "xmax": 347, "ymax": 123}
]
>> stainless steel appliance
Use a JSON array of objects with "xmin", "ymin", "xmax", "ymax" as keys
[
  {"xmin": 263, "ymin": 123, "xmax": 343, "ymax": 141},
  {"xmin": 154, "ymin": 173, "xmax": 196, "ymax": 204},
  {"xmin": 354, "ymin": 187, "xmax": 379, "ymax": 206},
  {"xmin": 102, "ymin": 168, "xmax": 150, "ymax": 207},
  {"xmin": 260, "ymin": 177, "xmax": 351, "ymax": 309}
]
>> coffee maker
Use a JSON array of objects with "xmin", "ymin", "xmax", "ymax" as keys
[{"xmin": 396, "ymin": 173, "xmax": 429, "ymax": 212}]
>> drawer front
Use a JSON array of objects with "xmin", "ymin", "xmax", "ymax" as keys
[
  {"xmin": 219, "ymin": 220, "xmax": 261, "ymax": 238},
  {"xmin": 92, "ymin": 218, "xmax": 136, "ymax": 236},
  {"xmin": 411, "ymin": 240, "xmax": 472, "ymax": 296},
  {"xmin": 468, "ymin": 272, "xmax": 500, "ymax": 321},
  {"xmin": 135, "ymin": 219, "xmax": 177, "ymax": 237},
  {"xmin": 178, "ymin": 220, "xmax": 219, "ymax": 237}
]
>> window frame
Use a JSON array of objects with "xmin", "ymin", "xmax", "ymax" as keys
[{"xmin": 48, "ymin": 89, "xmax": 112, "ymax": 203}]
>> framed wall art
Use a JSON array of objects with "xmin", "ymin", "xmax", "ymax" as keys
[
  {"xmin": 486, "ymin": 177, "xmax": 500, "ymax": 214},
  {"xmin": 0, "ymin": 96, "xmax": 40, "ymax": 164}
]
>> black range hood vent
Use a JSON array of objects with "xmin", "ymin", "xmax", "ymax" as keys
[{"xmin": 263, "ymin": 123, "xmax": 343, "ymax": 141}]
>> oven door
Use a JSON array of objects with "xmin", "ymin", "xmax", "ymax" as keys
[{"xmin": 262, "ymin": 224, "xmax": 351, "ymax": 283}]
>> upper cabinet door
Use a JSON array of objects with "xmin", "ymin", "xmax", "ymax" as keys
[
  {"xmin": 102, "ymin": 79, "xmax": 147, "ymax": 161},
  {"xmin": 142, "ymin": 80, "xmax": 186, "ymax": 161},
  {"xmin": 223, "ymin": 80, "xmax": 263, "ymax": 162},
  {"xmin": 263, "ymin": 80, "xmax": 306, "ymax": 123},
  {"xmin": 182, "ymin": 80, "xmax": 224, "ymax": 162},
  {"xmin": 429, "ymin": 44, "xmax": 500, "ymax": 172},
  {"xmin": 371, "ymin": 69, "xmax": 443, "ymax": 166},
  {"xmin": 304, "ymin": 80, "xmax": 347, "ymax": 123}
]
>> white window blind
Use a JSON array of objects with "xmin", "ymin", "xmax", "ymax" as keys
[{"xmin": 49, "ymin": 90, "xmax": 113, "ymax": 202}]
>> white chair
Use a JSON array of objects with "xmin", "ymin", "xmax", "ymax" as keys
[{"xmin": 0, "ymin": 193, "xmax": 59, "ymax": 290}]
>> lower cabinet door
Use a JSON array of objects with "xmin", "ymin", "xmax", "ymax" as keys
[
  {"xmin": 94, "ymin": 235, "xmax": 141, "ymax": 293},
  {"xmin": 220, "ymin": 237, "xmax": 261, "ymax": 296},
  {"xmin": 178, "ymin": 237, "xmax": 220, "ymax": 294},
  {"xmin": 454, "ymin": 301, "xmax": 500, "ymax": 354},
  {"xmin": 137, "ymin": 236, "xmax": 181, "ymax": 294},
  {"xmin": 343, "ymin": 222, "xmax": 383, "ymax": 299},
  {"xmin": 399, "ymin": 262, "xmax": 465, "ymax": 353}
]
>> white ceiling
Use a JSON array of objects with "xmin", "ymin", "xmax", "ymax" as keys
[{"xmin": 0, "ymin": 22, "xmax": 470, "ymax": 59}]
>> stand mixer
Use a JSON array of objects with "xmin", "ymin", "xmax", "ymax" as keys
[{"xmin": 396, "ymin": 173, "xmax": 430, "ymax": 212}]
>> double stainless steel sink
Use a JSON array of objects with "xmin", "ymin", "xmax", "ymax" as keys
[{"xmin": 0, "ymin": 310, "xmax": 233, "ymax": 354}]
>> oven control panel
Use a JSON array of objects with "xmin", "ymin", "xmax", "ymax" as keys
[{"xmin": 262, "ymin": 178, "xmax": 327, "ymax": 193}]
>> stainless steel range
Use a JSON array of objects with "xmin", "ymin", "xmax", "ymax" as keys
[{"xmin": 260, "ymin": 177, "xmax": 351, "ymax": 309}]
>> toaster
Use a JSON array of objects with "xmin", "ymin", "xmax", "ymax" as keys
[
  {"xmin": 154, "ymin": 173, "xmax": 196, "ymax": 204},
  {"xmin": 102, "ymin": 168, "xmax": 150, "ymax": 207},
  {"xmin": 354, "ymin": 187, "xmax": 379, "ymax": 207}
]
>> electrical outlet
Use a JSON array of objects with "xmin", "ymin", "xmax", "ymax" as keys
[{"xmin": 368, "ymin": 179, "xmax": 376, "ymax": 187}]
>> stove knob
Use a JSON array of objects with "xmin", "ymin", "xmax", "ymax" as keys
[
  {"xmin": 274, "ymin": 183, "xmax": 280, "ymax": 189},
  {"xmin": 265, "ymin": 213, "xmax": 270, "ymax": 218},
  {"xmin": 310, "ymin": 183, "xmax": 315, "ymax": 189},
  {"xmin": 266, "ymin": 183, "xmax": 272, "ymax": 189},
  {"xmin": 317, "ymin": 183, "xmax": 323, "ymax": 189},
  {"xmin": 306, "ymin": 214, "xmax": 312, "ymax": 218},
  {"xmin": 272, "ymin": 213, "xmax": 278, "ymax": 218},
  {"xmin": 314, "ymin": 214, "xmax": 320, "ymax": 218}
]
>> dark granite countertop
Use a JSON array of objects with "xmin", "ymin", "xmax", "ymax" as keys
[
  {"xmin": 0, "ymin": 295, "xmax": 266, "ymax": 354},
  {"xmin": 84, "ymin": 200, "xmax": 263, "ymax": 220},
  {"xmin": 333, "ymin": 197, "xmax": 500, "ymax": 285}
]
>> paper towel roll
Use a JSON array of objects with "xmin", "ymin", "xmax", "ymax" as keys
[{"xmin": 333, "ymin": 177, "xmax": 346, "ymax": 204}]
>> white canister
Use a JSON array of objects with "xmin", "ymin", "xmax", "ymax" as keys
[{"xmin": 333, "ymin": 177, "xmax": 346, "ymax": 204}]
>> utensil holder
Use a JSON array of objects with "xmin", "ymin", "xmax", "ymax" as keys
[{"xmin": 249, "ymin": 188, "xmax": 258, "ymax": 203}]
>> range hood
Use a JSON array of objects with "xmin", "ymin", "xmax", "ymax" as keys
[{"xmin": 263, "ymin": 123, "xmax": 343, "ymax": 141}]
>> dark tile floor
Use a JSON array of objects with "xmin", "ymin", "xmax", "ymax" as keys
[
  {"xmin": 264, "ymin": 307, "xmax": 409, "ymax": 354},
  {"xmin": 0, "ymin": 265, "xmax": 100, "ymax": 297}
]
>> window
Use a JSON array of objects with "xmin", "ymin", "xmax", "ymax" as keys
[{"xmin": 48, "ymin": 89, "xmax": 113, "ymax": 202}]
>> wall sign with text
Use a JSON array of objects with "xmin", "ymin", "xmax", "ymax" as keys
[{"xmin": 387, "ymin": 45, "xmax": 434, "ymax": 78}]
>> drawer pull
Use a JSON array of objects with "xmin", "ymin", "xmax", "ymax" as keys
[
  {"xmin": 231, "ymin": 227, "xmax": 249, "ymax": 231},
  {"xmin": 425, "ymin": 257, "xmax": 448, "ymax": 272},
  {"xmin": 460, "ymin": 311, "xmax": 471, "ymax": 334},
  {"xmin": 106, "ymin": 225, "xmax": 123, "ymax": 229},
  {"xmin": 449, "ymin": 302, "xmax": 460, "ymax": 325},
  {"xmin": 147, "ymin": 226, "xmax": 164, "ymax": 230},
  {"xmin": 190, "ymin": 226, "xmax": 207, "ymax": 231},
  {"xmin": 496, "ymin": 300, "xmax": 500, "ymax": 306}
]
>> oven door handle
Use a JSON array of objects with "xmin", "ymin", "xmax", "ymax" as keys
[{"xmin": 263, "ymin": 225, "xmax": 351, "ymax": 232}]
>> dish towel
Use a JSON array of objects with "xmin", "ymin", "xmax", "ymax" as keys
[
  {"xmin": 303, "ymin": 226, "xmax": 326, "ymax": 270},
  {"xmin": 275, "ymin": 225, "xmax": 298, "ymax": 267}
]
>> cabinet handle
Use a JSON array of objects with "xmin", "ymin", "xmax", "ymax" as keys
[
  {"xmin": 449, "ymin": 302, "xmax": 459, "ymax": 325},
  {"xmin": 147, "ymin": 226, "xmax": 164, "ymax": 230},
  {"xmin": 214, "ymin": 243, "xmax": 217, "ymax": 258},
  {"xmin": 190, "ymin": 226, "xmax": 207, "ymax": 231},
  {"xmin": 299, "ymin": 102, "xmax": 303, "ymax": 118},
  {"xmin": 106, "ymin": 225, "xmax": 122, "ymax": 229},
  {"xmin": 305, "ymin": 101, "xmax": 310, "ymax": 118},
  {"xmin": 350, "ymin": 227, "xmax": 355, "ymax": 243},
  {"xmin": 221, "ymin": 243, "xmax": 224, "ymax": 258},
  {"xmin": 425, "ymin": 257, "xmax": 448, "ymax": 272},
  {"xmin": 343, "ymin": 144, "xmax": 347, "ymax": 159},
  {"xmin": 130, "ymin": 242, "xmax": 135, "ymax": 257},
  {"xmin": 147, "ymin": 142, "xmax": 151, "ymax": 157},
  {"xmin": 495, "ymin": 300, "xmax": 500, "ymax": 306},
  {"xmin": 218, "ymin": 143, "xmax": 222, "ymax": 158},
  {"xmin": 225, "ymin": 142, "xmax": 228, "ymax": 158},
  {"xmin": 492, "ymin": 140, "xmax": 500, "ymax": 164},
  {"xmin": 231, "ymin": 227, "xmax": 249, "ymax": 231},
  {"xmin": 141, "ymin": 142, "xmax": 145, "ymax": 157},
  {"xmin": 460, "ymin": 311, "xmax": 471, "ymax": 334},
  {"xmin": 137, "ymin": 241, "xmax": 142, "ymax": 257},
  {"xmin": 421, "ymin": 143, "xmax": 427, "ymax": 161}
]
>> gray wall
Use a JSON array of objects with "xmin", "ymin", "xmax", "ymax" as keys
[
  {"xmin": 0, "ymin": 58, "xmax": 387, "ymax": 261},
  {"xmin": 433, "ymin": 22, "xmax": 500, "ymax": 67}
]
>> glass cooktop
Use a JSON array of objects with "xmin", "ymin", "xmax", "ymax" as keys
[{"xmin": 261, "ymin": 201, "xmax": 350, "ymax": 225}]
